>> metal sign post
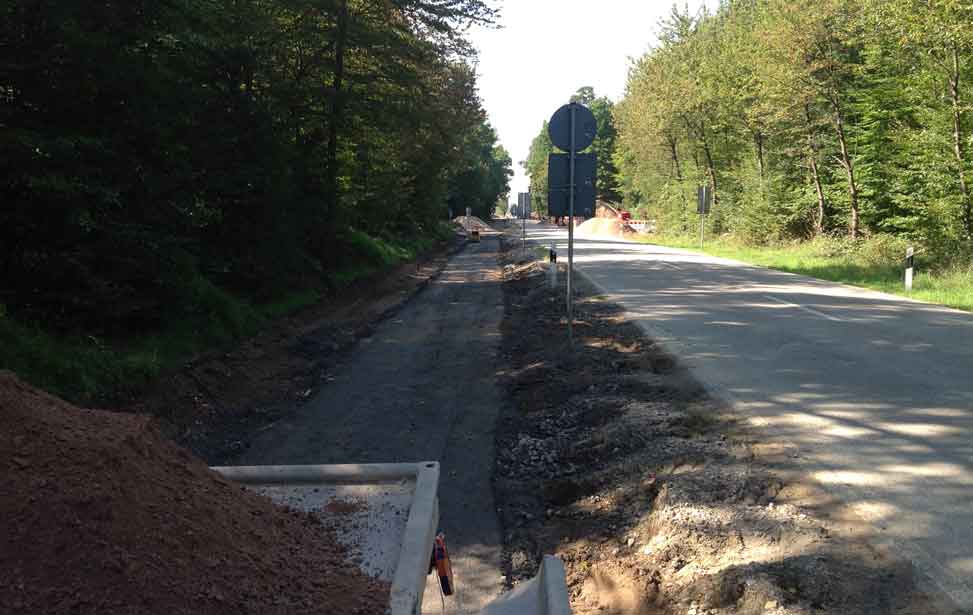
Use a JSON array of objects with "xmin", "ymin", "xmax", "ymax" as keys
[
  {"xmin": 547, "ymin": 102, "xmax": 597, "ymax": 346},
  {"xmin": 699, "ymin": 211, "xmax": 704, "ymax": 250},
  {"xmin": 568, "ymin": 106, "xmax": 575, "ymax": 343},
  {"xmin": 905, "ymin": 246, "xmax": 915, "ymax": 291},
  {"xmin": 517, "ymin": 192, "xmax": 531, "ymax": 256}
]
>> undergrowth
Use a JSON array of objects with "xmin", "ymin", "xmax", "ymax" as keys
[{"xmin": 1, "ymin": 223, "xmax": 454, "ymax": 404}]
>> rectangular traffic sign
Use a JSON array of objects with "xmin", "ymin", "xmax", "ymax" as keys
[
  {"xmin": 518, "ymin": 192, "xmax": 531, "ymax": 219},
  {"xmin": 547, "ymin": 153, "xmax": 596, "ymax": 217},
  {"xmin": 697, "ymin": 185, "xmax": 712, "ymax": 215}
]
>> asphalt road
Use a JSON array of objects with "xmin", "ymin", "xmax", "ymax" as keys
[
  {"xmin": 527, "ymin": 221, "xmax": 973, "ymax": 609},
  {"xmin": 241, "ymin": 237, "xmax": 505, "ymax": 614}
]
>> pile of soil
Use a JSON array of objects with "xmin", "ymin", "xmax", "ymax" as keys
[
  {"xmin": 493, "ymin": 232, "xmax": 951, "ymax": 614},
  {"xmin": 575, "ymin": 217, "xmax": 636, "ymax": 239},
  {"xmin": 453, "ymin": 215, "xmax": 494, "ymax": 232},
  {"xmin": 0, "ymin": 371, "xmax": 388, "ymax": 615}
]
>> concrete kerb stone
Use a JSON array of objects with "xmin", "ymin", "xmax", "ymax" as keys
[
  {"xmin": 212, "ymin": 462, "xmax": 440, "ymax": 615},
  {"xmin": 479, "ymin": 556, "xmax": 571, "ymax": 615}
]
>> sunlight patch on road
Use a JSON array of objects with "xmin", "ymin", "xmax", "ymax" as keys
[
  {"xmin": 876, "ymin": 422, "xmax": 963, "ymax": 438},
  {"xmin": 879, "ymin": 463, "xmax": 970, "ymax": 480},
  {"xmin": 820, "ymin": 424, "xmax": 878, "ymax": 439},
  {"xmin": 844, "ymin": 499, "xmax": 899, "ymax": 522},
  {"xmin": 814, "ymin": 469, "xmax": 884, "ymax": 486}
]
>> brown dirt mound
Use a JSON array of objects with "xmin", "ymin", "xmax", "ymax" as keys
[
  {"xmin": 452, "ymin": 215, "xmax": 493, "ymax": 231},
  {"xmin": 0, "ymin": 371, "xmax": 388, "ymax": 615},
  {"xmin": 575, "ymin": 217, "xmax": 636, "ymax": 239}
]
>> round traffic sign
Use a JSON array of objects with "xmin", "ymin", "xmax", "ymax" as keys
[{"xmin": 548, "ymin": 103, "xmax": 597, "ymax": 152}]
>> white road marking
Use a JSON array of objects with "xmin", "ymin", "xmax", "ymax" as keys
[{"xmin": 763, "ymin": 294, "xmax": 843, "ymax": 322}]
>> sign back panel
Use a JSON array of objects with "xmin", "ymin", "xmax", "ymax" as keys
[{"xmin": 548, "ymin": 153, "xmax": 596, "ymax": 218}]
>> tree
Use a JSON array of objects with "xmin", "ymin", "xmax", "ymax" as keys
[
  {"xmin": 0, "ymin": 0, "xmax": 506, "ymax": 339},
  {"xmin": 760, "ymin": 0, "xmax": 866, "ymax": 238},
  {"xmin": 523, "ymin": 122, "xmax": 554, "ymax": 213},
  {"xmin": 581, "ymin": 89, "xmax": 622, "ymax": 203},
  {"xmin": 868, "ymin": 0, "xmax": 973, "ymax": 238}
]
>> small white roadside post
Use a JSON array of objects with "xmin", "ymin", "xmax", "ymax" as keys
[{"xmin": 905, "ymin": 246, "xmax": 915, "ymax": 291}]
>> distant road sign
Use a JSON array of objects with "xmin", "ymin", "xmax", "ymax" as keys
[
  {"xmin": 548, "ymin": 103, "xmax": 597, "ymax": 153},
  {"xmin": 697, "ymin": 185, "xmax": 712, "ymax": 215},
  {"xmin": 518, "ymin": 192, "xmax": 531, "ymax": 219},
  {"xmin": 548, "ymin": 153, "xmax": 596, "ymax": 217}
]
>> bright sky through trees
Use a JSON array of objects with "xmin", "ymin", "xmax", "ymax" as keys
[{"xmin": 469, "ymin": 1, "xmax": 705, "ymax": 202}]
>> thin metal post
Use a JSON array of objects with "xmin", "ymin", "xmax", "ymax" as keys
[
  {"xmin": 567, "ymin": 104, "xmax": 575, "ymax": 344},
  {"xmin": 905, "ymin": 246, "xmax": 914, "ymax": 291},
  {"xmin": 699, "ymin": 212, "xmax": 704, "ymax": 250}
]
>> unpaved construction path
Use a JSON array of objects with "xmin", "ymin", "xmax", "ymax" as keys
[{"xmin": 241, "ymin": 236, "xmax": 505, "ymax": 614}]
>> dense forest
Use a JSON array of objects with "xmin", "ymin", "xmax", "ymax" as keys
[
  {"xmin": 1, "ymin": 0, "xmax": 510, "ymax": 398},
  {"xmin": 526, "ymin": 1, "xmax": 973, "ymax": 268}
]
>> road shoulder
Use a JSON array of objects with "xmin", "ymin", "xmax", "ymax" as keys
[{"xmin": 493, "ymin": 227, "xmax": 955, "ymax": 615}]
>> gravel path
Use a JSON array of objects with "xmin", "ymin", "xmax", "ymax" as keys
[{"xmin": 241, "ymin": 236, "xmax": 505, "ymax": 614}]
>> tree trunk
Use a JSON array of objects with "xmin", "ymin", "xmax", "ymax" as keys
[
  {"xmin": 949, "ymin": 45, "xmax": 972, "ymax": 238},
  {"xmin": 805, "ymin": 104, "xmax": 826, "ymax": 236},
  {"xmin": 698, "ymin": 125, "xmax": 718, "ymax": 205},
  {"xmin": 324, "ymin": 0, "xmax": 349, "ymax": 257},
  {"xmin": 666, "ymin": 132, "xmax": 682, "ymax": 180},
  {"xmin": 830, "ymin": 92, "xmax": 859, "ymax": 238},
  {"xmin": 753, "ymin": 128, "xmax": 765, "ymax": 180}
]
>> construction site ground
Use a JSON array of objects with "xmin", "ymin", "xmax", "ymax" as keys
[
  {"xmin": 492, "ymin": 221, "xmax": 957, "ymax": 614},
  {"xmin": 136, "ymin": 233, "xmax": 465, "ymax": 465},
  {"xmin": 44, "ymin": 215, "xmax": 960, "ymax": 614},
  {"xmin": 238, "ymin": 228, "xmax": 507, "ymax": 614}
]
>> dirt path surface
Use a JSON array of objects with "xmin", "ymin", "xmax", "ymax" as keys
[
  {"xmin": 240, "ymin": 236, "xmax": 505, "ymax": 614},
  {"xmin": 132, "ymin": 237, "xmax": 462, "ymax": 464},
  {"xmin": 493, "ymin": 226, "xmax": 955, "ymax": 615}
]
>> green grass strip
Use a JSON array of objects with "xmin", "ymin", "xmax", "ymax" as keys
[{"xmin": 636, "ymin": 235, "xmax": 973, "ymax": 313}]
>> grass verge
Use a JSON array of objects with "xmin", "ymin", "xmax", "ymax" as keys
[{"xmin": 637, "ymin": 234, "xmax": 973, "ymax": 312}]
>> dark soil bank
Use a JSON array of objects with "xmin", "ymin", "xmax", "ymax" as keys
[{"xmin": 0, "ymin": 371, "xmax": 388, "ymax": 615}]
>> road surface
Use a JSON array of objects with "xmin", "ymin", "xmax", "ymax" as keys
[
  {"xmin": 527, "ymin": 221, "xmax": 973, "ymax": 609},
  {"xmin": 242, "ymin": 236, "xmax": 505, "ymax": 614}
]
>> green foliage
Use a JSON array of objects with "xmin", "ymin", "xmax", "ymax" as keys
[
  {"xmin": 0, "ymin": 0, "xmax": 506, "ymax": 399},
  {"xmin": 572, "ymin": 87, "xmax": 622, "ymax": 202},
  {"xmin": 329, "ymin": 225, "xmax": 451, "ymax": 287},
  {"xmin": 523, "ymin": 122, "xmax": 554, "ymax": 212},
  {"xmin": 259, "ymin": 291, "xmax": 323, "ymax": 321},
  {"xmin": 612, "ymin": 0, "xmax": 973, "ymax": 255}
]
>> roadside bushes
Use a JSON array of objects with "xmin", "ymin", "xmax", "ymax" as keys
[{"xmin": 806, "ymin": 233, "xmax": 910, "ymax": 268}]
